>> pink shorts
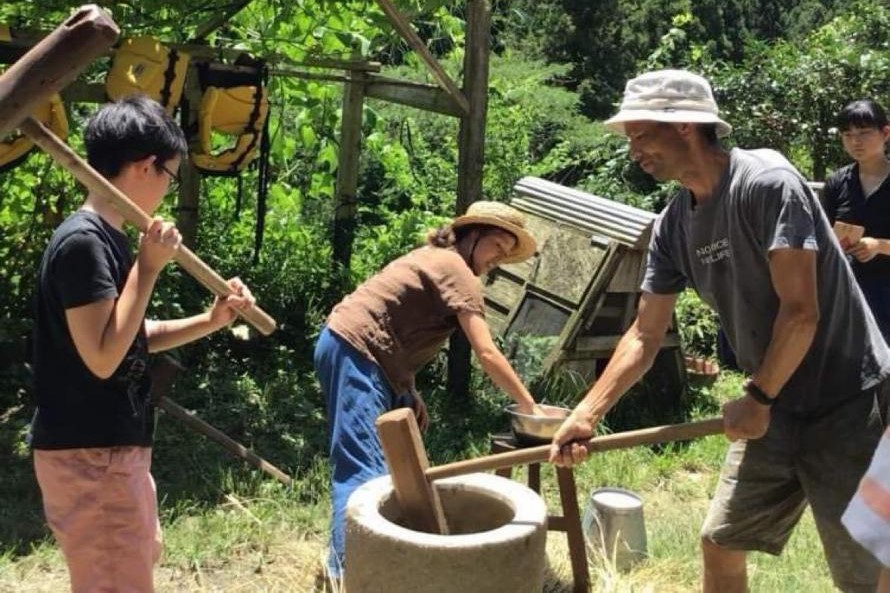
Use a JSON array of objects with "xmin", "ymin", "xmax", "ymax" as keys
[{"xmin": 33, "ymin": 446, "xmax": 161, "ymax": 593}]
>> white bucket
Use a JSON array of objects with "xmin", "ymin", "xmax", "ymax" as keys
[{"xmin": 581, "ymin": 487, "xmax": 647, "ymax": 571}]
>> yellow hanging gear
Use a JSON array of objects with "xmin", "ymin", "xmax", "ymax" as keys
[
  {"xmin": 190, "ymin": 85, "xmax": 269, "ymax": 174},
  {"xmin": 0, "ymin": 94, "xmax": 68, "ymax": 172},
  {"xmin": 105, "ymin": 36, "xmax": 190, "ymax": 113}
]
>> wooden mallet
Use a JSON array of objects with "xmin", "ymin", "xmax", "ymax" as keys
[
  {"xmin": 0, "ymin": 4, "xmax": 276, "ymax": 335},
  {"xmin": 377, "ymin": 409, "xmax": 724, "ymax": 535}
]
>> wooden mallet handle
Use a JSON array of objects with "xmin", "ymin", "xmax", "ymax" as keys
[
  {"xmin": 0, "ymin": 5, "xmax": 276, "ymax": 335},
  {"xmin": 0, "ymin": 5, "xmax": 119, "ymax": 136},
  {"xmin": 20, "ymin": 118, "xmax": 277, "ymax": 335},
  {"xmin": 376, "ymin": 408, "xmax": 449, "ymax": 535},
  {"xmin": 426, "ymin": 417, "xmax": 725, "ymax": 481}
]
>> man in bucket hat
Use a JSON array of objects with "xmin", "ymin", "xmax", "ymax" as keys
[
  {"xmin": 314, "ymin": 201, "xmax": 543, "ymax": 584},
  {"xmin": 550, "ymin": 69, "xmax": 890, "ymax": 592}
]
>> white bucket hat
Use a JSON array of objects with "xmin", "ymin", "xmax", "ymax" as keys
[
  {"xmin": 451, "ymin": 201, "xmax": 537, "ymax": 264},
  {"xmin": 604, "ymin": 69, "xmax": 732, "ymax": 138}
]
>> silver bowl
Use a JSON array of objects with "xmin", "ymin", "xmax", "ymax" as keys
[{"xmin": 506, "ymin": 404, "xmax": 571, "ymax": 445}]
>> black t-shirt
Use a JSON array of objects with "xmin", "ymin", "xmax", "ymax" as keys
[
  {"xmin": 822, "ymin": 163, "xmax": 890, "ymax": 283},
  {"xmin": 31, "ymin": 210, "xmax": 154, "ymax": 449}
]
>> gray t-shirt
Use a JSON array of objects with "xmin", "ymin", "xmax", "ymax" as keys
[{"xmin": 643, "ymin": 148, "xmax": 890, "ymax": 414}]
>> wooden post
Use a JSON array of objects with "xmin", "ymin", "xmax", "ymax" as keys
[
  {"xmin": 449, "ymin": 0, "xmax": 492, "ymax": 401},
  {"xmin": 332, "ymin": 70, "xmax": 366, "ymax": 273},
  {"xmin": 456, "ymin": 0, "xmax": 491, "ymax": 213},
  {"xmin": 376, "ymin": 408, "xmax": 449, "ymax": 535},
  {"xmin": 177, "ymin": 63, "xmax": 203, "ymax": 249}
]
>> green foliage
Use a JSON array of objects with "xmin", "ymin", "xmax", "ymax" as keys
[
  {"xmin": 493, "ymin": 0, "xmax": 848, "ymax": 119},
  {"xmin": 1, "ymin": 4, "xmax": 887, "ymax": 584},
  {"xmin": 675, "ymin": 289, "xmax": 719, "ymax": 358},
  {"xmin": 667, "ymin": 0, "xmax": 889, "ymax": 179}
]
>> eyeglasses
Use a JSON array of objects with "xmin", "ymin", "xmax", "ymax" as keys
[
  {"xmin": 157, "ymin": 162, "xmax": 181, "ymax": 192},
  {"xmin": 840, "ymin": 129, "xmax": 882, "ymax": 142}
]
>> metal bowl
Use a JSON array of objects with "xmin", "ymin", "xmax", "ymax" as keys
[{"xmin": 506, "ymin": 404, "xmax": 571, "ymax": 445}]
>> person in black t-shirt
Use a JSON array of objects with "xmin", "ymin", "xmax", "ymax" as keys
[
  {"xmin": 31, "ymin": 95, "xmax": 254, "ymax": 593},
  {"xmin": 822, "ymin": 99, "xmax": 890, "ymax": 341}
]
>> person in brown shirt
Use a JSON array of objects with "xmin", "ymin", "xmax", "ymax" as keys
[{"xmin": 315, "ymin": 201, "xmax": 541, "ymax": 580}]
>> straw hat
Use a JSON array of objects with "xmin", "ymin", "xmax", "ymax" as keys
[
  {"xmin": 604, "ymin": 69, "xmax": 732, "ymax": 138},
  {"xmin": 451, "ymin": 201, "xmax": 537, "ymax": 264}
]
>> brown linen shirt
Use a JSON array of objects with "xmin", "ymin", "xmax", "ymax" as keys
[{"xmin": 327, "ymin": 246, "xmax": 485, "ymax": 394}]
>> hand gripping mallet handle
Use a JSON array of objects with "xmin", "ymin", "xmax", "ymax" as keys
[
  {"xmin": 426, "ymin": 417, "xmax": 725, "ymax": 480},
  {"xmin": 20, "ymin": 117, "xmax": 277, "ymax": 335}
]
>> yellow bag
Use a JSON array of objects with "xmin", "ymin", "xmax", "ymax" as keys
[
  {"xmin": 0, "ymin": 94, "xmax": 68, "ymax": 172},
  {"xmin": 191, "ymin": 85, "xmax": 269, "ymax": 174},
  {"xmin": 105, "ymin": 36, "xmax": 190, "ymax": 113}
]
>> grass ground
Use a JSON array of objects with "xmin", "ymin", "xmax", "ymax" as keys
[{"xmin": 0, "ymin": 372, "xmax": 839, "ymax": 592}]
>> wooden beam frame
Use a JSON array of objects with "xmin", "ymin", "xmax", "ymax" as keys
[
  {"xmin": 190, "ymin": 0, "xmax": 254, "ymax": 41},
  {"xmin": 373, "ymin": 0, "xmax": 469, "ymax": 116},
  {"xmin": 365, "ymin": 76, "xmax": 464, "ymax": 117},
  {"xmin": 0, "ymin": 28, "xmax": 383, "ymax": 73}
]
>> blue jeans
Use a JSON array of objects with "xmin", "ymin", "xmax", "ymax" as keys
[{"xmin": 314, "ymin": 326, "xmax": 410, "ymax": 578}]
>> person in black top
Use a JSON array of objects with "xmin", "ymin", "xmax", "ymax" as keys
[
  {"xmin": 31, "ymin": 95, "xmax": 254, "ymax": 593},
  {"xmin": 822, "ymin": 99, "xmax": 890, "ymax": 340}
]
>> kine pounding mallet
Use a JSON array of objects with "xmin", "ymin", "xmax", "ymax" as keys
[
  {"xmin": 0, "ymin": 4, "xmax": 276, "ymax": 335},
  {"xmin": 376, "ymin": 407, "xmax": 724, "ymax": 535}
]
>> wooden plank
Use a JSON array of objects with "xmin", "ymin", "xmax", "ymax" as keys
[
  {"xmin": 483, "ymin": 273, "xmax": 525, "ymax": 311},
  {"xmin": 543, "ymin": 243, "xmax": 623, "ymax": 370},
  {"xmin": 567, "ymin": 332, "xmax": 681, "ymax": 359},
  {"xmin": 376, "ymin": 409, "xmax": 449, "ymax": 534},
  {"xmin": 556, "ymin": 467, "xmax": 590, "ymax": 593},
  {"xmin": 621, "ymin": 292, "xmax": 639, "ymax": 330},
  {"xmin": 608, "ymin": 250, "xmax": 647, "ymax": 292},
  {"xmin": 532, "ymin": 224, "xmax": 608, "ymax": 304},
  {"xmin": 484, "ymin": 305, "xmax": 508, "ymax": 337},
  {"xmin": 0, "ymin": 30, "xmax": 383, "ymax": 73},
  {"xmin": 497, "ymin": 213, "xmax": 556, "ymax": 281},
  {"xmin": 507, "ymin": 293, "xmax": 571, "ymax": 337},
  {"xmin": 366, "ymin": 76, "xmax": 463, "ymax": 117},
  {"xmin": 373, "ymin": 0, "xmax": 469, "ymax": 116},
  {"xmin": 596, "ymin": 305, "xmax": 625, "ymax": 319}
]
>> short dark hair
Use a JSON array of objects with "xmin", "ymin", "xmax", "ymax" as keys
[
  {"xmin": 837, "ymin": 100, "xmax": 888, "ymax": 131},
  {"xmin": 85, "ymin": 94, "xmax": 187, "ymax": 178},
  {"xmin": 700, "ymin": 123, "xmax": 719, "ymax": 146}
]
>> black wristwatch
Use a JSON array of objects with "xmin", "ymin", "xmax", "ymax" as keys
[{"xmin": 744, "ymin": 378, "xmax": 776, "ymax": 407}]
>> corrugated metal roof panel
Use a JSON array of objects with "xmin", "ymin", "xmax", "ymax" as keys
[{"xmin": 512, "ymin": 176, "xmax": 657, "ymax": 249}]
